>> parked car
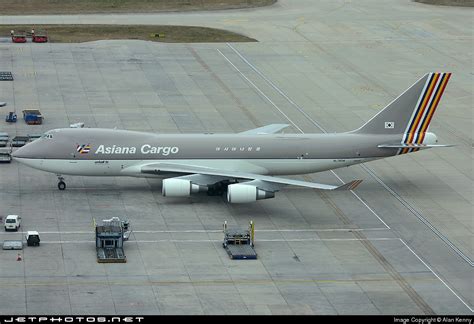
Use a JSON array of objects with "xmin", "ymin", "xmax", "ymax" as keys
[{"xmin": 4, "ymin": 215, "xmax": 21, "ymax": 231}]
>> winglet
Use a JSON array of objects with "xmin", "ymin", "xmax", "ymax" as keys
[{"xmin": 335, "ymin": 179, "xmax": 363, "ymax": 191}]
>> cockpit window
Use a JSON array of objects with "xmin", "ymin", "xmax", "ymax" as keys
[{"xmin": 41, "ymin": 134, "xmax": 53, "ymax": 139}]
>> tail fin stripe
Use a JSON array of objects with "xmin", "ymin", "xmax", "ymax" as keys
[
  {"xmin": 417, "ymin": 73, "xmax": 451, "ymax": 144},
  {"xmin": 407, "ymin": 72, "xmax": 443, "ymax": 152},
  {"xmin": 400, "ymin": 73, "xmax": 439, "ymax": 154},
  {"xmin": 398, "ymin": 73, "xmax": 434, "ymax": 154},
  {"xmin": 404, "ymin": 73, "xmax": 437, "ymax": 140},
  {"xmin": 405, "ymin": 73, "xmax": 440, "ymax": 146},
  {"xmin": 411, "ymin": 73, "xmax": 449, "ymax": 151},
  {"xmin": 402, "ymin": 72, "xmax": 451, "ymax": 154},
  {"xmin": 411, "ymin": 73, "xmax": 443, "ymax": 135}
]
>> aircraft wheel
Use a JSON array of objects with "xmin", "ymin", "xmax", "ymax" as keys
[{"xmin": 58, "ymin": 181, "xmax": 66, "ymax": 190}]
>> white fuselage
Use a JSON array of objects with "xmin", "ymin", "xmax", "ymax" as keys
[{"xmin": 13, "ymin": 157, "xmax": 374, "ymax": 177}]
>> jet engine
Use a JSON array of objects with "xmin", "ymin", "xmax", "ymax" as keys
[
  {"xmin": 162, "ymin": 178, "xmax": 206, "ymax": 197},
  {"xmin": 226, "ymin": 183, "xmax": 275, "ymax": 203}
]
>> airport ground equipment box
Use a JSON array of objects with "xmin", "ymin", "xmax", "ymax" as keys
[
  {"xmin": 2, "ymin": 240, "xmax": 23, "ymax": 250},
  {"xmin": 95, "ymin": 217, "xmax": 131, "ymax": 263},
  {"xmin": 223, "ymin": 221, "xmax": 257, "ymax": 260},
  {"xmin": 22, "ymin": 110, "xmax": 43, "ymax": 125}
]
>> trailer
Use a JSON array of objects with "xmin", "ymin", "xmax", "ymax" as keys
[
  {"xmin": 11, "ymin": 136, "xmax": 29, "ymax": 147},
  {"xmin": 223, "ymin": 221, "xmax": 257, "ymax": 260},
  {"xmin": 2, "ymin": 240, "xmax": 23, "ymax": 250},
  {"xmin": 22, "ymin": 109, "xmax": 43, "ymax": 125},
  {"xmin": 0, "ymin": 148, "xmax": 12, "ymax": 163},
  {"xmin": 28, "ymin": 134, "xmax": 42, "ymax": 141},
  {"xmin": 0, "ymin": 133, "xmax": 8, "ymax": 148}
]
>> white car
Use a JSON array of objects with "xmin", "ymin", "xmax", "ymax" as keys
[{"xmin": 4, "ymin": 215, "xmax": 21, "ymax": 231}]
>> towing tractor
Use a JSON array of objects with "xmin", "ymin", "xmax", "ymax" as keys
[
  {"xmin": 26, "ymin": 231, "xmax": 40, "ymax": 246},
  {"xmin": 5, "ymin": 112, "xmax": 17, "ymax": 123}
]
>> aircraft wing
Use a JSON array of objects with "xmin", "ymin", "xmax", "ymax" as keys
[
  {"xmin": 141, "ymin": 162, "xmax": 362, "ymax": 191},
  {"xmin": 238, "ymin": 124, "xmax": 290, "ymax": 135}
]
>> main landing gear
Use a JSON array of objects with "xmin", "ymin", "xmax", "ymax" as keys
[
  {"xmin": 207, "ymin": 181, "xmax": 232, "ymax": 196},
  {"xmin": 57, "ymin": 176, "xmax": 66, "ymax": 190}
]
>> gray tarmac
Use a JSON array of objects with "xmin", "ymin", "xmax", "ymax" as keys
[{"xmin": 0, "ymin": 0, "xmax": 472, "ymax": 315}]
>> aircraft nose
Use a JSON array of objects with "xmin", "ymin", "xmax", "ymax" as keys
[{"xmin": 11, "ymin": 143, "xmax": 32, "ymax": 159}]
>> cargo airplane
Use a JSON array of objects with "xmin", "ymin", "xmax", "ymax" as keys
[{"xmin": 12, "ymin": 73, "xmax": 452, "ymax": 203}]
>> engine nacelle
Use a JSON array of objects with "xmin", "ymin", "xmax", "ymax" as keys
[
  {"xmin": 162, "ymin": 178, "xmax": 206, "ymax": 197},
  {"xmin": 226, "ymin": 183, "xmax": 275, "ymax": 203}
]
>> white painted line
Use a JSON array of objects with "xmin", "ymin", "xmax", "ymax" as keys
[
  {"xmin": 259, "ymin": 238, "xmax": 398, "ymax": 242},
  {"xmin": 329, "ymin": 169, "xmax": 391, "ymax": 229},
  {"xmin": 0, "ymin": 227, "xmax": 389, "ymax": 235},
  {"xmin": 40, "ymin": 237, "xmax": 399, "ymax": 244},
  {"xmin": 226, "ymin": 43, "xmax": 328, "ymax": 132},
  {"xmin": 400, "ymin": 239, "xmax": 474, "ymax": 313},
  {"xmin": 217, "ymin": 48, "xmax": 304, "ymax": 133},
  {"xmin": 363, "ymin": 164, "xmax": 473, "ymax": 267},
  {"xmin": 218, "ymin": 47, "xmax": 390, "ymax": 230},
  {"xmin": 257, "ymin": 228, "xmax": 388, "ymax": 233}
]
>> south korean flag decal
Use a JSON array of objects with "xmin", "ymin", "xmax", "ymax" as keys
[{"xmin": 385, "ymin": 122, "xmax": 395, "ymax": 129}]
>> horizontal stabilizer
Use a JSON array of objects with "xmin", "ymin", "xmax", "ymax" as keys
[
  {"xmin": 335, "ymin": 179, "xmax": 363, "ymax": 191},
  {"xmin": 378, "ymin": 143, "xmax": 454, "ymax": 148}
]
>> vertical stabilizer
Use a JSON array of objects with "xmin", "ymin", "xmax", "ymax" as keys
[{"xmin": 351, "ymin": 73, "xmax": 451, "ymax": 140}]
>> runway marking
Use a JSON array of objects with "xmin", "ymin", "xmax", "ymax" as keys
[
  {"xmin": 38, "ymin": 237, "xmax": 399, "ymax": 244},
  {"xmin": 221, "ymin": 44, "xmax": 473, "ymax": 313},
  {"xmin": 0, "ymin": 228, "xmax": 389, "ymax": 235},
  {"xmin": 225, "ymin": 43, "xmax": 473, "ymax": 267},
  {"xmin": 218, "ymin": 46, "xmax": 390, "ymax": 230}
]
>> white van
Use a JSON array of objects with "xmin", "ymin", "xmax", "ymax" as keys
[{"xmin": 4, "ymin": 215, "xmax": 21, "ymax": 231}]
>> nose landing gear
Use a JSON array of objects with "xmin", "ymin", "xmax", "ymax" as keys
[{"xmin": 57, "ymin": 176, "xmax": 66, "ymax": 190}]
